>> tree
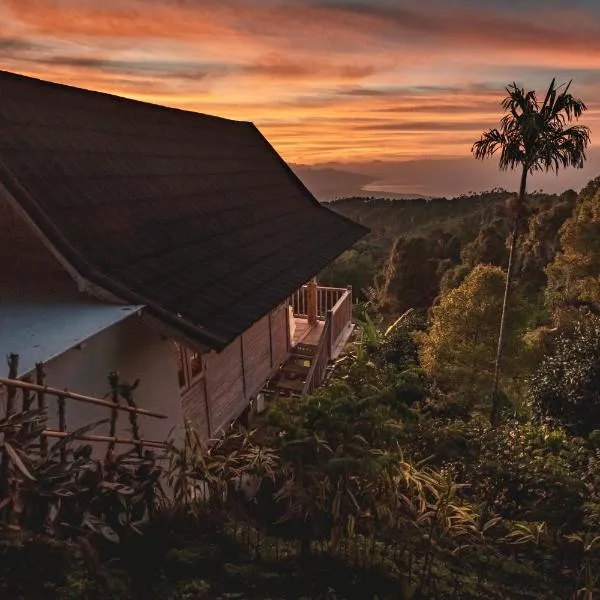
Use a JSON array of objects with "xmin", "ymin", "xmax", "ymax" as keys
[
  {"xmin": 375, "ymin": 236, "xmax": 445, "ymax": 314},
  {"xmin": 546, "ymin": 177, "xmax": 600, "ymax": 311},
  {"xmin": 419, "ymin": 265, "xmax": 529, "ymax": 412},
  {"xmin": 530, "ymin": 316, "xmax": 600, "ymax": 437},
  {"xmin": 519, "ymin": 189, "xmax": 578, "ymax": 297},
  {"xmin": 319, "ymin": 242, "xmax": 384, "ymax": 301},
  {"xmin": 472, "ymin": 79, "xmax": 590, "ymax": 425}
]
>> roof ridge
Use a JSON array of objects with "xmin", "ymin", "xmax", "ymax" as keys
[{"xmin": 0, "ymin": 69, "xmax": 250, "ymax": 127}]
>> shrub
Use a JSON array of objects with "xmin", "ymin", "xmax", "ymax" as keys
[{"xmin": 530, "ymin": 317, "xmax": 600, "ymax": 436}]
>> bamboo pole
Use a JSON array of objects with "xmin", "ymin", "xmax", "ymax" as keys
[
  {"xmin": 108, "ymin": 378, "xmax": 119, "ymax": 453},
  {"xmin": 5, "ymin": 354, "xmax": 19, "ymax": 419},
  {"xmin": 21, "ymin": 376, "xmax": 33, "ymax": 437},
  {"xmin": 58, "ymin": 392, "xmax": 67, "ymax": 465},
  {"xmin": 35, "ymin": 364, "xmax": 48, "ymax": 457},
  {"xmin": 21, "ymin": 378, "xmax": 33, "ymax": 411},
  {"xmin": 0, "ymin": 377, "xmax": 167, "ymax": 419},
  {"xmin": 41, "ymin": 430, "xmax": 167, "ymax": 449},
  {"xmin": 1, "ymin": 355, "xmax": 20, "ymax": 523},
  {"xmin": 125, "ymin": 390, "xmax": 143, "ymax": 458}
]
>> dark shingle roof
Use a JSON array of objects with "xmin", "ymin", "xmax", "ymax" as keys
[{"xmin": 0, "ymin": 70, "xmax": 367, "ymax": 350}]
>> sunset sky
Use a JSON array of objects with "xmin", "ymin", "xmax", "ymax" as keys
[{"xmin": 2, "ymin": 0, "xmax": 600, "ymax": 194}]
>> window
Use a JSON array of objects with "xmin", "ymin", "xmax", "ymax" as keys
[
  {"xmin": 189, "ymin": 350, "xmax": 202, "ymax": 379},
  {"xmin": 175, "ymin": 343, "xmax": 186, "ymax": 388},
  {"xmin": 175, "ymin": 343, "xmax": 204, "ymax": 389}
]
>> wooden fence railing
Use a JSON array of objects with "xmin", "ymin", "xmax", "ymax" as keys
[
  {"xmin": 300, "ymin": 287, "xmax": 353, "ymax": 395},
  {"xmin": 290, "ymin": 285, "xmax": 348, "ymax": 320},
  {"xmin": 302, "ymin": 313, "xmax": 332, "ymax": 396},
  {"xmin": 328, "ymin": 288, "xmax": 353, "ymax": 356}
]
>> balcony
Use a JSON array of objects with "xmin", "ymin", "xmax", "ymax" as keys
[
  {"xmin": 270, "ymin": 282, "xmax": 355, "ymax": 397},
  {"xmin": 290, "ymin": 283, "xmax": 354, "ymax": 355}
]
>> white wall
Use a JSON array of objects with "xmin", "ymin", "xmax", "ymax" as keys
[
  {"xmin": 1, "ymin": 195, "xmax": 184, "ymax": 457},
  {"xmin": 29, "ymin": 315, "xmax": 185, "ymax": 455}
]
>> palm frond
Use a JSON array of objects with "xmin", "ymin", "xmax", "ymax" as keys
[{"xmin": 473, "ymin": 78, "xmax": 590, "ymax": 175}]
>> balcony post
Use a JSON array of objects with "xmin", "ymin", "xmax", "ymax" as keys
[{"xmin": 307, "ymin": 277, "xmax": 318, "ymax": 327}]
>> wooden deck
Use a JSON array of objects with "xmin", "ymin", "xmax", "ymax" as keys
[
  {"xmin": 292, "ymin": 317, "xmax": 325, "ymax": 347},
  {"xmin": 292, "ymin": 317, "xmax": 354, "ymax": 358}
]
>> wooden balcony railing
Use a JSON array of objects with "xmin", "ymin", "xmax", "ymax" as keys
[
  {"xmin": 291, "ymin": 285, "xmax": 349, "ymax": 320},
  {"xmin": 302, "ymin": 313, "xmax": 332, "ymax": 396},
  {"xmin": 298, "ymin": 285, "xmax": 354, "ymax": 395},
  {"xmin": 328, "ymin": 288, "xmax": 353, "ymax": 357}
]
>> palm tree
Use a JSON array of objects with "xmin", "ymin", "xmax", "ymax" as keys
[{"xmin": 473, "ymin": 79, "xmax": 590, "ymax": 426}]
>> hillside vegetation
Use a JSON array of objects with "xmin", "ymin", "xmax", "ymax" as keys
[
  {"xmin": 4, "ymin": 178, "xmax": 600, "ymax": 599},
  {"xmin": 4, "ymin": 75, "xmax": 600, "ymax": 600},
  {"xmin": 326, "ymin": 189, "xmax": 575, "ymax": 244},
  {"xmin": 322, "ymin": 188, "xmax": 578, "ymax": 311}
]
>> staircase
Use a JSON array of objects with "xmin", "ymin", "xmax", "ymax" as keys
[
  {"xmin": 273, "ymin": 343, "xmax": 315, "ymax": 397},
  {"xmin": 262, "ymin": 284, "xmax": 355, "ymax": 402}
]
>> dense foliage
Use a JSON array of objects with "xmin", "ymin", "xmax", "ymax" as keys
[
  {"xmin": 324, "ymin": 189, "xmax": 577, "ymax": 314},
  {"xmin": 530, "ymin": 316, "xmax": 600, "ymax": 436},
  {"xmin": 547, "ymin": 176, "xmax": 600, "ymax": 309},
  {"xmin": 419, "ymin": 264, "xmax": 529, "ymax": 409}
]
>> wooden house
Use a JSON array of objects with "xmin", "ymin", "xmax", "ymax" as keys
[{"xmin": 0, "ymin": 71, "xmax": 367, "ymax": 445}]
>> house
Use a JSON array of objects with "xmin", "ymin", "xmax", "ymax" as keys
[{"xmin": 0, "ymin": 70, "xmax": 367, "ymax": 447}]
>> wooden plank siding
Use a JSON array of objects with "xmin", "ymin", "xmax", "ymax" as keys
[
  {"xmin": 180, "ymin": 376, "xmax": 210, "ymax": 440},
  {"xmin": 271, "ymin": 303, "xmax": 289, "ymax": 369},
  {"xmin": 201, "ymin": 302, "xmax": 290, "ymax": 437},
  {"xmin": 205, "ymin": 337, "xmax": 245, "ymax": 434},
  {"xmin": 241, "ymin": 314, "xmax": 271, "ymax": 398}
]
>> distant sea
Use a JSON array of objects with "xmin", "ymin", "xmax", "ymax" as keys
[
  {"xmin": 362, "ymin": 182, "xmax": 429, "ymax": 195},
  {"xmin": 361, "ymin": 182, "xmax": 431, "ymax": 199}
]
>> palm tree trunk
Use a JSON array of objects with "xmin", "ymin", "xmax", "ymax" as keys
[{"xmin": 490, "ymin": 164, "xmax": 528, "ymax": 426}]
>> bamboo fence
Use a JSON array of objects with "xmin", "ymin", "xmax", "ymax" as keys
[{"xmin": 0, "ymin": 354, "xmax": 170, "ymax": 463}]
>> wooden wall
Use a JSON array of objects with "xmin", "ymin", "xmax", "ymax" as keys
[
  {"xmin": 242, "ymin": 315, "xmax": 271, "ymax": 398},
  {"xmin": 270, "ymin": 303, "xmax": 289, "ymax": 370},
  {"xmin": 180, "ymin": 376, "xmax": 210, "ymax": 441},
  {"xmin": 184, "ymin": 303, "xmax": 290, "ymax": 437},
  {"xmin": 205, "ymin": 336, "xmax": 246, "ymax": 434}
]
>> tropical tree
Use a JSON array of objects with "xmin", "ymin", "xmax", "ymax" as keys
[
  {"xmin": 546, "ymin": 177, "xmax": 600, "ymax": 311},
  {"xmin": 419, "ymin": 265, "xmax": 529, "ymax": 412},
  {"xmin": 375, "ymin": 236, "xmax": 445, "ymax": 314},
  {"xmin": 472, "ymin": 78, "xmax": 590, "ymax": 425}
]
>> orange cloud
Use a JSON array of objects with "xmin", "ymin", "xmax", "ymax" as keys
[{"xmin": 1, "ymin": 0, "xmax": 599, "ymax": 165}]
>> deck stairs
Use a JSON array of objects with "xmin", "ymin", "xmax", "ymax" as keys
[
  {"xmin": 261, "ymin": 284, "xmax": 354, "ymax": 402},
  {"xmin": 273, "ymin": 343, "xmax": 315, "ymax": 397}
]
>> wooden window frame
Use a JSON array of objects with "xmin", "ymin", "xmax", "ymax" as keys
[
  {"xmin": 188, "ymin": 349, "xmax": 204, "ymax": 383},
  {"xmin": 175, "ymin": 343, "xmax": 204, "ymax": 391}
]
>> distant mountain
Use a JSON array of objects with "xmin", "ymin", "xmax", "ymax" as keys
[
  {"xmin": 315, "ymin": 154, "xmax": 600, "ymax": 198},
  {"xmin": 291, "ymin": 164, "xmax": 428, "ymax": 202},
  {"xmin": 292, "ymin": 154, "xmax": 599, "ymax": 202},
  {"xmin": 291, "ymin": 164, "xmax": 375, "ymax": 201}
]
